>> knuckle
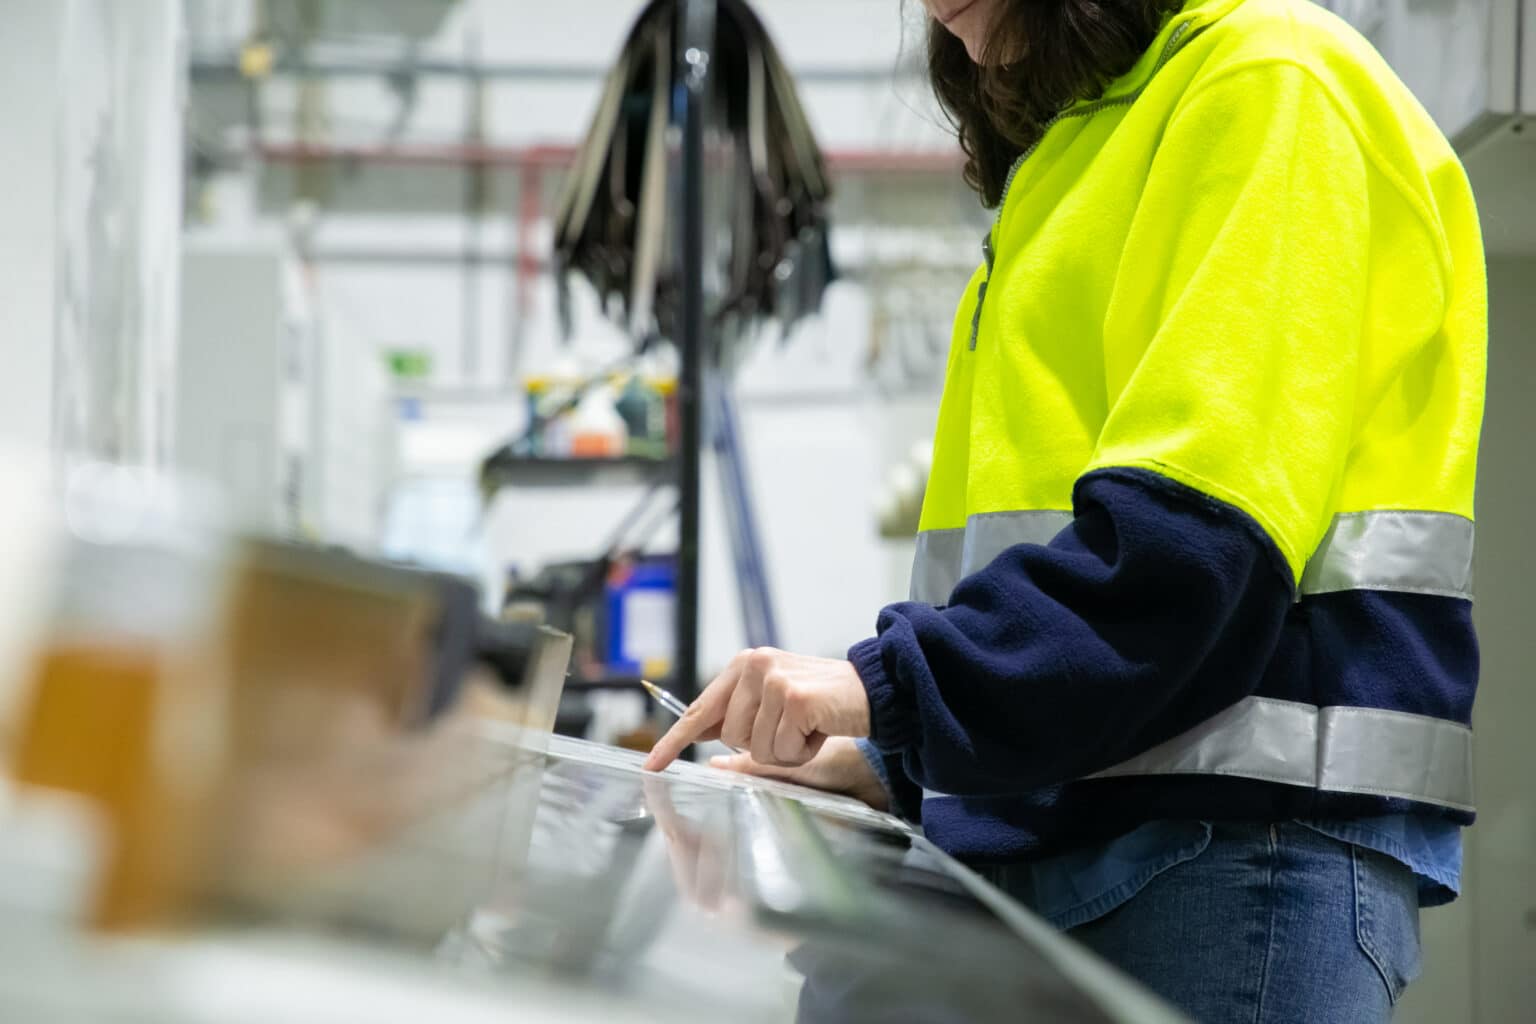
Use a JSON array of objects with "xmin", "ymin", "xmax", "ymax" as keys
[
  {"xmin": 747, "ymin": 649, "xmax": 777, "ymax": 675},
  {"xmin": 786, "ymin": 728, "xmax": 810, "ymax": 755}
]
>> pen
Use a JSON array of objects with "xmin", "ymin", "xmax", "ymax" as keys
[
  {"xmin": 640, "ymin": 679, "xmax": 691, "ymax": 719},
  {"xmin": 640, "ymin": 679, "xmax": 743, "ymax": 754}
]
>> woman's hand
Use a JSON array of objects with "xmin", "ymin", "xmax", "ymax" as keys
[
  {"xmin": 707, "ymin": 736, "xmax": 890, "ymax": 812},
  {"xmin": 643, "ymin": 648, "xmax": 870, "ymax": 772}
]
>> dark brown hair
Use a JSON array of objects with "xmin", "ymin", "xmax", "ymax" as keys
[{"xmin": 929, "ymin": 0, "xmax": 1185, "ymax": 206}]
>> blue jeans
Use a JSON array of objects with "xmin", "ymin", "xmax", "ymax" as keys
[{"xmin": 987, "ymin": 822, "xmax": 1422, "ymax": 1023}]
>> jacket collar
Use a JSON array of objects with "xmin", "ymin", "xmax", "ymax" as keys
[{"xmin": 1077, "ymin": 0, "xmax": 1249, "ymax": 105}]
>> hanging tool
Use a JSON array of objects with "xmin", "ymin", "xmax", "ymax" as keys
[{"xmin": 551, "ymin": 0, "xmax": 836, "ymax": 347}]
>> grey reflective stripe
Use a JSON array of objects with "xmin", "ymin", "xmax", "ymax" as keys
[
  {"xmin": 1087, "ymin": 696, "xmax": 1475, "ymax": 812},
  {"xmin": 910, "ymin": 529, "xmax": 966, "ymax": 605},
  {"xmin": 921, "ymin": 698, "xmax": 1474, "ymax": 812},
  {"xmin": 962, "ymin": 510, "xmax": 1074, "ymax": 580},
  {"xmin": 910, "ymin": 510, "xmax": 1073, "ymax": 604},
  {"xmin": 1301, "ymin": 511, "xmax": 1474, "ymax": 600},
  {"xmin": 914, "ymin": 508, "xmax": 1473, "ymax": 604}
]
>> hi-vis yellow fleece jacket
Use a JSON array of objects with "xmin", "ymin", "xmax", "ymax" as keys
[{"xmin": 849, "ymin": 0, "xmax": 1486, "ymax": 895}]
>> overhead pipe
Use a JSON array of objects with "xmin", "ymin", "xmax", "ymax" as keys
[
  {"xmin": 249, "ymin": 140, "xmax": 963, "ymax": 175},
  {"xmin": 192, "ymin": 54, "xmax": 920, "ymax": 87}
]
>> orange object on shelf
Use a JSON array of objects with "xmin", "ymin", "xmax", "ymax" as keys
[{"xmin": 569, "ymin": 432, "xmax": 625, "ymax": 458}]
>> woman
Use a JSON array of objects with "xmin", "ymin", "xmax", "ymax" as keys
[{"xmin": 646, "ymin": 0, "xmax": 1485, "ymax": 1018}]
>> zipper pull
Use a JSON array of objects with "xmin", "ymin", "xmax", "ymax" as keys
[{"xmin": 969, "ymin": 233, "xmax": 995, "ymax": 351}]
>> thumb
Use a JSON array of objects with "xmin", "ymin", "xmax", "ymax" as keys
[{"xmin": 709, "ymin": 752, "xmax": 802, "ymax": 782}]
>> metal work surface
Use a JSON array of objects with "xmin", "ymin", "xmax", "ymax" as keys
[
  {"xmin": 0, "ymin": 726, "xmax": 1184, "ymax": 1022},
  {"xmin": 422, "ymin": 729, "xmax": 1184, "ymax": 1022}
]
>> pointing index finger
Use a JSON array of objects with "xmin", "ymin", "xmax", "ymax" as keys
[{"xmin": 643, "ymin": 669, "xmax": 738, "ymax": 771}]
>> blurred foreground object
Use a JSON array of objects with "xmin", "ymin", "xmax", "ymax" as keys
[
  {"xmin": 0, "ymin": 446, "xmax": 60, "ymax": 750},
  {"xmin": 211, "ymin": 545, "xmax": 569, "ymax": 936},
  {"xmin": 10, "ymin": 466, "xmax": 231, "ymax": 931},
  {"xmin": 0, "ymin": 513, "xmax": 1179, "ymax": 1019},
  {"xmin": 5, "ymin": 471, "xmax": 572, "ymax": 934}
]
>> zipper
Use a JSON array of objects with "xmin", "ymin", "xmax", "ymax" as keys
[
  {"xmin": 968, "ymin": 233, "xmax": 994, "ymax": 350},
  {"xmin": 968, "ymin": 17, "xmax": 1201, "ymax": 351}
]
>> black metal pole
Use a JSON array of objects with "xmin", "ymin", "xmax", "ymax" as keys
[{"xmin": 674, "ymin": 0, "xmax": 716, "ymax": 703}]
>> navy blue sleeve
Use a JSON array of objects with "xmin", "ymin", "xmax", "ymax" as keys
[
  {"xmin": 854, "ymin": 739, "xmax": 924, "ymax": 823},
  {"xmin": 847, "ymin": 467, "xmax": 1295, "ymax": 796}
]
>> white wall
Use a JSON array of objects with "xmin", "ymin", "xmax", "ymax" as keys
[
  {"xmin": 53, "ymin": 0, "xmax": 186, "ymax": 467},
  {"xmin": 0, "ymin": 0, "xmax": 186, "ymax": 465},
  {"xmin": 0, "ymin": 3, "xmax": 64, "ymax": 450}
]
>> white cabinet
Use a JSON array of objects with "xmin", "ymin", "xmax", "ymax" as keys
[
  {"xmin": 178, "ymin": 243, "xmax": 316, "ymax": 538},
  {"xmin": 177, "ymin": 239, "xmax": 395, "ymax": 549}
]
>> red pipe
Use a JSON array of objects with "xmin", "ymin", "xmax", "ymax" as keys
[
  {"xmin": 254, "ymin": 141, "xmax": 576, "ymax": 168},
  {"xmin": 823, "ymin": 149, "xmax": 965, "ymax": 174}
]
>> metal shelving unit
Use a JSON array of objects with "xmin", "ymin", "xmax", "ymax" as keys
[{"xmin": 477, "ymin": 451, "xmax": 676, "ymax": 493}]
